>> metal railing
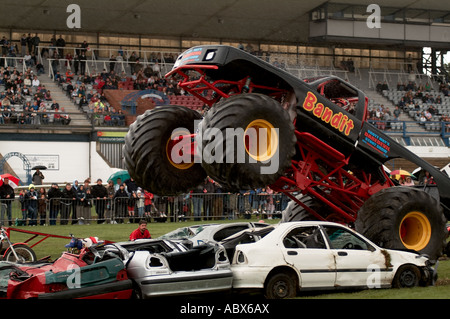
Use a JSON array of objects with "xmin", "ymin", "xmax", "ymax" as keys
[
  {"xmin": 0, "ymin": 193, "xmax": 291, "ymax": 226},
  {"xmin": 0, "ymin": 109, "xmax": 127, "ymax": 128}
]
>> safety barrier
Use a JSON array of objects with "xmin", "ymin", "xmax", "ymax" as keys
[{"xmin": 0, "ymin": 193, "xmax": 290, "ymax": 226}]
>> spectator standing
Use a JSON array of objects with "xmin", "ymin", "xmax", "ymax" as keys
[
  {"xmin": 123, "ymin": 177, "xmax": 138, "ymax": 223},
  {"xmin": 47, "ymin": 183, "xmax": 62, "ymax": 225},
  {"xmin": 265, "ymin": 186, "xmax": 275, "ymax": 219},
  {"xmin": 144, "ymin": 190, "xmax": 155, "ymax": 222},
  {"xmin": 76, "ymin": 184, "xmax": 92, "ymax": 224},
  {"xmin": 91, "ymin": 178, "xmax": 108, "ymax": 224},
  {"xmin": 75, "ymin": 184, "xmax": 86, "ymax": 223},
  {"xmin": 203, "ymin": 178, "xmax": 215, "ymax": 220},
  {"xmin": 80, "ymin": 40, "xmax": 89, "ymax": 53},
  {"xmin": 0, "ymin": 177, "xmax": 15, "ymax": 226},
  {"xmin": 32, "ymin": 34, "xmax": 40, "ymax": 55},
  {"xmin": 25, "ymin": 185, "xmax": 38, "ymax": 226},
  {"xmin": 106, "ymin": 180, "xmax": 115, "ymax": 223},
  {"xmin": 38, "ymin": 187, "xmax": 47, "ymax": 226},
  {"xmin": 79, "ymin": 52, "xmax": 87, "ymax": 75},
  {"xmin": 136, "ymin": 190, "xmax": 145, "ymax": 220},
  {"xmin": 60, "ymin": 183, "xmax": 76, "ymax": 225},
  {"xmin": 109, "ymin": 55, "xmax": 116, "ymax": 73},
  {"xmin": 20, "ymin": 34, "xmax": 27, "ymax": 56},
  {"xmin": 56, "ymin": 35, "xmax": 65, "ymax": 57},
  {"xmin": 32, "ymin": 169, "xmax": 45, "ymax": 185},
  {"xmin": 114, "ymin": 183, "xmax": 129, "ymax": 223},
  {"xmin": 26, "ymin": 33, "xmax": 33, "ymax": 56}
]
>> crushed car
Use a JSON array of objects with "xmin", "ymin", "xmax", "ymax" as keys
[
  {"xmin": 0, "ymin": 238, "xmax": 133, "ymax": 299},
  {"xmin": 159, "ymin": 222, "xmax": 271, "ymax": 246},
  {"xmin": 226, "ymin": 221, "xmax": 437, "ymax": 299},
  {"xmin": 99, "ymin": 239, "xmax": 233, "ymax": 298}
]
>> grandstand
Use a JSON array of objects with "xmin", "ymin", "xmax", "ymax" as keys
[{"xmin": 0, "ymin": 0, "xmax": 449, "ymax": 183}]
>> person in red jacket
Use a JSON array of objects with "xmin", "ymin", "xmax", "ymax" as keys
[{"xmin": 129, "ymin": 219, "xmax": 151, "ymax": 240}]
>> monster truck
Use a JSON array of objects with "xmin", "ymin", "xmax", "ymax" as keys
[{"xmin": 123, "ymin": 45, "xmax": 450, "ymax": 260}]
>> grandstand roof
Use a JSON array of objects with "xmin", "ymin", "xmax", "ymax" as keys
[{"xmin": 2, "ymin": 0, "xmax": 450, "ymax": 45}]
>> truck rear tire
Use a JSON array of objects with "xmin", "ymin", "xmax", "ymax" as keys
[
  {"xmin": 281, "ymin": 194, "xmax": 324, "ymax": 222},
  {"xmin": 355, "ymin": 187, "xmax": 447, "ymax": 260},
  {"xmin": 198, "ymin": 93, "xmax": 296, "ymax": 190},
  {"xmin": 123, "ymin": 105, "xmax": 206, "ymax": 195}
]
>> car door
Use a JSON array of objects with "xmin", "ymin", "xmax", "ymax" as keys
[
  {"xmin": 281, "ymin": 225, "xmax": 336, "ymax": 289},
  {"xmin": 322, "ymin": 225, "xmax": 393, "ymax": 288}
]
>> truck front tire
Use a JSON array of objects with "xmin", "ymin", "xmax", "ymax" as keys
[
  {"xmin": 355, "ymin": 187, "xmax": 447, "ymax": 260},
  {"xmin": 198, "ymin": 93, "xmax": 296, "ymax": 190}
]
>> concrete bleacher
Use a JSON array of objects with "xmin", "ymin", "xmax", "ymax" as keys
[
  {"xmin": 38, "ymin": 74, "xmax": 92, "ymax": 126},
  {"xmin": 382, "ymin": 88, "xmax": 449, "ymax": 131}
]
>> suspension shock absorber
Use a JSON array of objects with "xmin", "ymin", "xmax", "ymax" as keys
[{"xmin": 242, "ymin": 77, "xmax": 252, "ymax": 93}]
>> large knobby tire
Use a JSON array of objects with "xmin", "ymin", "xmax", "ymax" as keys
[
  {"xmin": 355, "ymin": 187, "xmax": 447, "ymax": 260},
  {"xmin": 281, "ymin": 194, "xmax": 326, "ymax": 222},
  {"xmin": 123, "ymin": 105, "xmax": 206, "ymax": 195},
  {"xmin": 5, "ymin": 244, "xmax": 36, "ymax": 263},
  {"xmin": 198, "ymin": 94, "xmax": 296, "ymax": 190},
  {"xmin": 264, "ymin": 272, "xmax": 297, "ymax": 299}
]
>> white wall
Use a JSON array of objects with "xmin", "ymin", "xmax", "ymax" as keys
[
  {"xmin": 407, "ymin": 146, "xmax": 450, "ymax": 159},
  {"xmin": 313, "ymin": 19, "xmax": 450, "ymax": 43},
  {"xmin": 1, "ymin": 140, "xmax": 119, "ymax": 186}
]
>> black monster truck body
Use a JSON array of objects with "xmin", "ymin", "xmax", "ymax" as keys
[{"xmin": 124, "ymin": 45, "xmax": 449, "ymax": 260}]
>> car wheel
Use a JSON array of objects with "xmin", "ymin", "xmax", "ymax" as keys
[
  {"xmin": 355, "ymin": 187, "xmax": 447, "ymax": 260},
  {"xmin": 123, "ymin": 105, "xmax": 206, "ymax": 195},
  {"xmin": 264, "ymin": 272, "xmax": 296, "ymax": 299},
  {"xmin": 198, "ymin": 93, "xmax": 296, "ymax": 191},
  {"xmin": 392, "ymin": 265, "xmax": 420, "ymax": 288}
]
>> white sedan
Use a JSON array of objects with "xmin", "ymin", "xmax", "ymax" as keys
[{"xmin": 230, "ymin": 221, "xmax": 436, "ymax": 299}]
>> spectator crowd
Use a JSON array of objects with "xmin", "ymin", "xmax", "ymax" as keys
[
  {"xmin": 370, "ymin": 79, "xmax": 450, "ymax": 132},
  {"xmin": 0, "ymin": 174, "xmax": 289, "ymax": 227}
]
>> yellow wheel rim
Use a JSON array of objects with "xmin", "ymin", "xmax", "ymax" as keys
[
  {"xmin": 244, "ymin": 119, "xmax": 278, "ymax": 162},
  {"xmin": 399, "ymin": 211, "xmax": 431, "ymax": 251},
  {"xmin": 166, "ymin": 129, "xmax": 195, "ymax": 170}
]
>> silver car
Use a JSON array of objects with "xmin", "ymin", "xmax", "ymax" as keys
[{"xmin": 100, "ymin": 239, "xmax": 232, "ymax": 298}]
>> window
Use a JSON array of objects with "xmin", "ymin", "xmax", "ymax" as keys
[
  {"xmin": 323, "ymin": 226, "xmax": 374, "ymax": 251},
  {"xmin": 283, "ymin": 226, "xmax": 326, "ymax": 249},
  {"xmin": 213, "ymin": 225, "xmax": 249, "ymax": 242}
]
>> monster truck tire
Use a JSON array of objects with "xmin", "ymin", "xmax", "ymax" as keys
[
  {"xmin": 123, "ymin": 105, "xmax": 206, "ymax": 195},
  {"xmin": 355, "ymin": 187, "xmax": 447, "ymax": 261},
  {"xmin": 198, "ymin": 93, "xmax": 296, "ymax": 190},
  {"xmin": 281, "ymin": 194, "xmax": 325, "ymax": 222}
]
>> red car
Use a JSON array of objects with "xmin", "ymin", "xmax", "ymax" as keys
[{"xmin": 0, "ymin": 239, "xmax": 133, "ymax": 299}]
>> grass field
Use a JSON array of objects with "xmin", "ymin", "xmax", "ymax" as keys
[{"xmin": 6, "ymin": 218, "xmax": 450, "ymax": 299}]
